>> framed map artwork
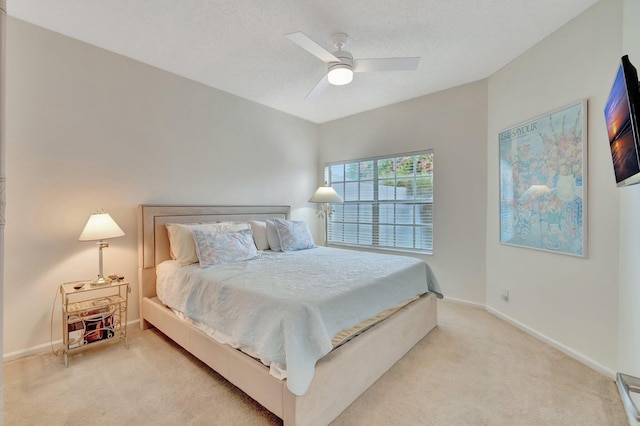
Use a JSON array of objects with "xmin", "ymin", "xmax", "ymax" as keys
[{"xmin": 499, "ymin": 100, "xmax": 587, "ymax": 256}]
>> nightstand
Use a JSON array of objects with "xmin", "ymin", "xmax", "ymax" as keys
[{"xmin": 60, "ymin": 280, "xmax": 130, "ymax": 366}]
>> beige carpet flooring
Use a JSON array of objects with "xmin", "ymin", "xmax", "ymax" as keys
[{"xmin": 3, "ymin": 302, "xmax": 627, "ymax": 425}]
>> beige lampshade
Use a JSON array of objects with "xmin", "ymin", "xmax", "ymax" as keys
[
  {"xmin": 309, "ymin": 185, "xmax": 343, "ymax": 204},
  {"xmin": 78, "ymin": 212, "xmax": 125, "ymax": 241}
]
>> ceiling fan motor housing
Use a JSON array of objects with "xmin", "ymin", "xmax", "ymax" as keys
[{"xmin": 330, "ymin": 51, "xmax": 353, "ymax": 69}]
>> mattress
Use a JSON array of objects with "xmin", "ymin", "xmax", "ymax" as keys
[{"xmin": 156, "ymin": 246, "xmax": 442, "ymax": 395}]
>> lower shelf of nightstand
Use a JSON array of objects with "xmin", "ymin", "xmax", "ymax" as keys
[{"xmin": 63, "ymin": 331, "xmax": 128, "ymax": 367}]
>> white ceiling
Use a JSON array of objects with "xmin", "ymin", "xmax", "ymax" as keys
[{"xmin": 8, "ymin": 0, "xmax": 598, "ymax": 124}]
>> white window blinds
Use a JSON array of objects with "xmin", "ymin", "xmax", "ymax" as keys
[{"xmin": 325, "ymin": 150, "xmax": 434, "ymax": 253}]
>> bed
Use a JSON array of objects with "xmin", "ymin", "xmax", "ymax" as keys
[{"xmin": 138, "ymin": 204, "xmax": 440, "ymax": 425}]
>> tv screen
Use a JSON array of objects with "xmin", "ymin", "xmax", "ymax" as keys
[{"xmin": 604, "ymin": 55, "xmax": 640, "ymax": 187}]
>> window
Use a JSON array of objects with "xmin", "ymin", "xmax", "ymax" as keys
[{"xmin": 325, "ymin": 150, "xmax": 434, "ymax": 253}]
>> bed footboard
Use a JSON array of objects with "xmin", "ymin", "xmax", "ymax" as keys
[{"xmin": 142, "ymin": 293, "xmax": 437, "ymax": 426}]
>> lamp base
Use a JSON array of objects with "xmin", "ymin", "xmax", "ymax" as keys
[{"xmin": 90, "ymin": 276, "xmax": 112, "ymax": 287}]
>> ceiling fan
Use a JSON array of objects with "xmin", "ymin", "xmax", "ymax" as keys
[{"xmin": 285, "ymin": 32, "xmax": 420, "ymax": 99}]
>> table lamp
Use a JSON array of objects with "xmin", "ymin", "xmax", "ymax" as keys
[{"xmin": 79, "ymin": 210, "xmax": 125, "ymax": 286}]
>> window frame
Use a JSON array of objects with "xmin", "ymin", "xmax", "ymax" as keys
[{"xmin": 324, "ymin": 149, "xmax": 434, "ymax": 254}]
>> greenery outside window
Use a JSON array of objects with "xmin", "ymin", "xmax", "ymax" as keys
[{"xmin": 325, "ymin": 150, "xmax": 433, "ymax": 253}]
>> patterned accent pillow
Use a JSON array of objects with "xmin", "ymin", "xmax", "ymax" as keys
[
  {"xmin": 193, "ymin": 228, "xmax": 258, "ymax": 267},
  {"xmin": 273, "ymin": 218, "xmax": 316, "ymax": 251},
  {"xmin": 166, "ymin": 222, "xmax": 250, "ymax": 264}
]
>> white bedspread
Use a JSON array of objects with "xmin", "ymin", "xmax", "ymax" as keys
[{"xmin": 156, "ymin": 246, "xmax": 442, "ymax": 395}]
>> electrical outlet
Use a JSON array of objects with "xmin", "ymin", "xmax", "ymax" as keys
[{"xmin": 500, "ymin": 289, "xmax": 509, "ymax": 302}]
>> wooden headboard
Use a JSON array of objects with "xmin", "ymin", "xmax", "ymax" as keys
[{"xmin": 137, "ymin": 205, "xmax": 291, "ymax": 310}]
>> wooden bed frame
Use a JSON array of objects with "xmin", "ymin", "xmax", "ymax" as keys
[{"xmin": 138, "ymin": 204, "xmax": 438, "ymax": 426}]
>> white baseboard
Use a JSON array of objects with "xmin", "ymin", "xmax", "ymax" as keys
[
  {"xmin": 3, "ymin": 319, "xmax": 141, "ymax": 363},
  {"xmin": 485, "ymin": 305, "xmax": 616, "ymax": 380},
  {"xmin": 3, "ymin": 341, "xmax": 54, "ymax": 363},
  {"xmin": 440, "ymin": 296, "xmax": 485, "ymax": 309}
]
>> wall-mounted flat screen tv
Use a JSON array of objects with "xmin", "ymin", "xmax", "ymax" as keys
[{"xmin": 604, "ymin": 55, "xmax": 640, "ymax": 187}]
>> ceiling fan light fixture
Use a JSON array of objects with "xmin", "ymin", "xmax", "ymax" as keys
[{"xmin": 327, "ymin": 63, "xmax": 353, "ymax": 86}]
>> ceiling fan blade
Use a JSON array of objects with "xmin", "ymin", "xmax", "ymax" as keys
[
  {"xmin": 286, "ymin": 32, "xmax": 340, "ymax": 64},
  {"xmin": 305, "ymin": 74, "xmax": 330, "ymax": 100},
  {"xmin": 354, "ymin": 57, "xmax": 420, "ymax": 72}
]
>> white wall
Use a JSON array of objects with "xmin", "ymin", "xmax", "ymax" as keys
[
  {"xmin": 3, "ymin": 18, "xmax": 319, "ymax": 357},
  {"xmin": 618, "ymin": 0, "xmax": 640, "ymax": 379},
  {"xmin": 486, "ymin": 0, "xmax": 622, "ymax": 373},
  {"xmin": 319, "ymin": 81, "xmax": 488, "ymax": 304}
]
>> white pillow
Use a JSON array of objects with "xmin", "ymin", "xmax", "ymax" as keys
[
  {"xmin": 248, "ymin": 220, "xmax": 269, "ymax": 250},
  {"xmin": 193, "ymin": 228, "xmax": 258, "ymax": 267},
  {"xmin": 165, "ymin": 222, "xmax": 250, "ymax": 264},
  {"xmin": 273, "ymin": 218, "xmax": 316, "ymax": 251},
  {"xmin": 266, "ymin": 220, "xmax": 282, "ymax": 252}
]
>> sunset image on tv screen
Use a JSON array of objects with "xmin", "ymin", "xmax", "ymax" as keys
[{"xmin": 604, "ymin": 65, "xmax": 637, "ymax": 183}]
